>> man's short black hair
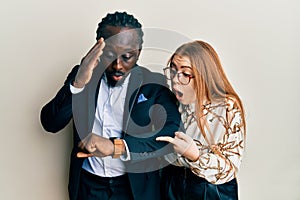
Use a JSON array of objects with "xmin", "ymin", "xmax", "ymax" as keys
[{"xmin": 96, "ymin": 11, "xmax": 144, "ymax": 49}]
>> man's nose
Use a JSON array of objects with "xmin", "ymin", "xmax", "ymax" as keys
[{"xmin": 113, "ymin": 57, "xmax": 123, "ymax": 70}]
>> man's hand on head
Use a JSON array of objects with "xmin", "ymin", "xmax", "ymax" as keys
[{"xmin": 73, "ymin": 38, "xmax": 106, "ymax": 88}]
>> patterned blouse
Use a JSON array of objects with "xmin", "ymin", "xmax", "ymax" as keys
[{"xmin": 167, "ymin": 98, "xmax": 245, "ymax": 184}]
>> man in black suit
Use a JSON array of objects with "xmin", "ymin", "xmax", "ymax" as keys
[{"xmin": 40, "ymin": 11, "xmax": 180, "ymax": 200}]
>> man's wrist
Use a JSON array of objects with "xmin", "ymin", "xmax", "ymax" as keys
[
  {"xmin": 110, "ymin": 138, "xmax": 126, "ymax": 158},
  {"xmin": 70, "ymin": 83, "xmax": 84, "ymax": 94},
  {"xmin": 72, "ymin": 79, "xmax": 85, "ymax": 88}
]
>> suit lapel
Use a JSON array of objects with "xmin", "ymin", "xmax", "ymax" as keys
[{"xmin": 122, "ymin": 66, "xmax": 143, "ymax": 135}]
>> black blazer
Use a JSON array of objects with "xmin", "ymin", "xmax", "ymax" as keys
[{"xmin": 40, "ymin": 64, "xmax": 181, "ymax": 200}]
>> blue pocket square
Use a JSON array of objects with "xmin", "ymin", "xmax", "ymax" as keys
[{"xmin": 137, "ymin": 93, "xmax": 148, "ymax": 103}]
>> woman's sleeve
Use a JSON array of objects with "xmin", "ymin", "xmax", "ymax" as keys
[{"xmin": 185, "ymin": 100, "xmax": 245, "ymax": 184}]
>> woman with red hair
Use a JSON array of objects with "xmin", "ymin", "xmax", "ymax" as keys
[{"xmin": 157, "ymin": 40, "xmax": 246, "ymax": 200}]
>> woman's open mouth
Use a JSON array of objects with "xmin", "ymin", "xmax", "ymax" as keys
[{"xmin": 173, "ymin": 89, "xmax": 183, "ymax": 100}]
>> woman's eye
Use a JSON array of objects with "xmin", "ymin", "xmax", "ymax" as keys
[
  {"xmin": 170, "ymin": 68, "xmax": 177, "ymax": 75},
  {"xmin": 182, "ymin": 72, "xmax": 192, "ymax": 77}
]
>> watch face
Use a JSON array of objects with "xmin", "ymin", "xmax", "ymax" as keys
[
  {"xmin": 114, "ymin": 139, "xmax": 123, "ymax": 145},
  {"xmin": 112, "ymin": 138, "xmax": 124, "ymax": 158}
]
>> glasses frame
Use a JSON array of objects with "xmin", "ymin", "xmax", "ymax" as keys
[{"xmin": 163, "ymin": 67, "xmax": 195, "ymax": 85}]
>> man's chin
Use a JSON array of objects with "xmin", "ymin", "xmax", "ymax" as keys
[{"xmin": 106, "ymin": 75, "xmax": 123, "ymax": 86}]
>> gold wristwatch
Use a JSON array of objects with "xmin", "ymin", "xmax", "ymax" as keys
[{"xmin": 110, "ymin": 138, "xmax": 124, "ymax": 158}]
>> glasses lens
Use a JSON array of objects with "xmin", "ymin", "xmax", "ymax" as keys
[
  {"xmin": 164, "ymin": 67, "xmax": 192, "ymax": 85},
  {"xmin": 178, "ymin": 73, "xmax": 189, "ymax": 85}
]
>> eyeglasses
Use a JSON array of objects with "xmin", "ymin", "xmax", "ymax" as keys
[{"xmin": 163, "ymin": 67, "xmax": 195, "ymax": 85}]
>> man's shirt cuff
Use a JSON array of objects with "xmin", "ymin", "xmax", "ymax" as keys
[
  {"xmin": 120, "ymin": 140, "xmax": 131, "ymax": 161},
  {"xmin": 70, "ymin": 84, "xmax": 84, "ymax": 94}
]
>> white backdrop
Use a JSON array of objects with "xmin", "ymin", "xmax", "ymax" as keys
[{"xmin": 1, "ymin": 0, "xmax": 299, "ymax": 199}]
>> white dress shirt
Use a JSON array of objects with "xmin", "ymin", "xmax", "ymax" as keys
[{"xmin": 70, "ymin": 74, "xmax": 131, "ymax": 177}]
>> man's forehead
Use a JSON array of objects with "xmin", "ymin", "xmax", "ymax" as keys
[
  {"xmin": 104, "ymin": 26, "xmax": 139, "ymax": 41},
  {"xmin": 104, "ymin": 27, "xmax": 140, "ymax": 51}
]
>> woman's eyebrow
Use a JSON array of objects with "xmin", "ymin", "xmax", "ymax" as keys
[
  {"xmin": 171, "ymin": 62, "xmax": 192, "ymax": 70},
  {"xmin": 180, "ymin": 66, "xmax": 192, "ymax": 69}
]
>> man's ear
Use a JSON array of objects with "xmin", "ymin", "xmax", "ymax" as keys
[{"xmin": 137, "ymin": 49, "xmax": 142, "ymax": 59}]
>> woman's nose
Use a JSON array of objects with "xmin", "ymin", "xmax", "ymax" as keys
[{"xmin": 172, "ymin": 73, "xmax": 180, "ymax": 84}]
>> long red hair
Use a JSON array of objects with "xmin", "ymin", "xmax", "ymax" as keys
[{"xmin": 169, "ymin": 40, "xmax": 246, "ymax": 142}]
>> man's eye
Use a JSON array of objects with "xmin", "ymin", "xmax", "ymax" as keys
[
  {"xmin": 122, "ymin": 54, "xmax": 133, "ymax": 61},
  {"xmin": 103, "ymin": 51, "xmax": 116, "ymax": 59}
]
